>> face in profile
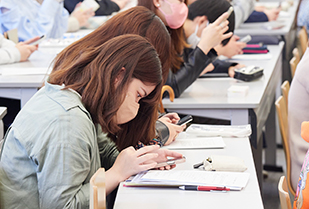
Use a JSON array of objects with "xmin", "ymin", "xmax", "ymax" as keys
[{"xmin": 115, "ymin": 78, "xmax": 155, "ymax": 124}]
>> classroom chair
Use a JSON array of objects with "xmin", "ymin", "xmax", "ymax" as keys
[
  {"xmin": 281, "ymin": 81, "xmax": 290, "ymax": 111},
  {"xmin": 298, "ymin": 26, "xmax": 308, "ymax": 56},
  {"xmin": 90, "ymin": 168, "xmax": 106, "ymax": 209},
  {"xmin": 290, "ymin": 48, "xmax": 300, "ymax": 78},
  {"xmin": 275, "ymin": 96, "xmax": 296, "ymax": 196},
  {"xmin": 159, "ymin": 85, "xmax": 175, "ymax": 113},
  {"xmin": 278, "ymin": 176, "xmax": 292, "ymax": 209}
]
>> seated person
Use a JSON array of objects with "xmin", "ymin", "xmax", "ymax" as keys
[
  {"xmin": 0, "ymin": 0, "xmax": 94, "ymax": 41},
  {"xmin": 246, "ymin": 6, "xmax": 280, "ymax": 23},
  {"xmin": 0, "ymin": 34, "xmax": 183, "ymax": 208},
  {"xmin": 289, "ymin": 45, "xmax": 309, "ymax": 193},
  {"xmin": 297, "ymin": 0, "xmax": 309, "ymax": 30},
  {"xmin": 186, "ymin": 0, "xmax": 247, "ymax": 59}
]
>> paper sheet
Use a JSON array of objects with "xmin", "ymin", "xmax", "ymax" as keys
[
  {"xmin": 132, "ymin": 170, "xmax": 250, "ymax": 190},
  {"xmin": 0, "ymin": 68, "xmax": 51, "ymax": 76},
  {"xmin": 164, "ymin": 135, "xmax": 225, "ymax": 149},
  {"xmin": 219, "ymin": 53, "xmax": 273, "ymax": 61}
]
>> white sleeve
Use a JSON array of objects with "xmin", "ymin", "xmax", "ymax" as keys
[
  {"xmin": 232, "ymin": 0, "xmax": 255, "ymax": 29},
  {"xmin": 0, "ymin": 34, "xmax": 21, "ymax": 65},
  {"xmin": 67, "ymin": 16, "xmax": 80, "ymax": 33}
]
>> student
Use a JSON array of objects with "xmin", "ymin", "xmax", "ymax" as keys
[
  {"xmin": 52, "ymin": 6, "xmax": 184, "ymax": 148},
  {"xmin": 297, "ymin": 0, "xmax": 309, "ymax": 30},
  {"xmin": 138, "ymin": 0, "xmax": 233, "ymax": 98},
  {"xmin": 0, "ymin": 0, "xmax": 93, "ymax": 41},
  {"xmin": 67, "ymin": 2, "xmax": 95, "ymax": 32},
  {"xmin": 185, "ymin": 0, "xmax": 246, "ymax": 70},
  {"xmin": 0, "ymin": 34, "xmax": 183, "ymax": 208},
  {"xmin": 288, "ymin": 46, "xmax": 309, "ymax": 192}
]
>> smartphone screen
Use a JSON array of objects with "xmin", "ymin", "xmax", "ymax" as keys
[
  {"xmin": 154, "ymin": 156, "xmax": 186, "ymax": 168},
  {"xmin": 29, "ymin": 35, "xmax": 46, "ymax": 46},
  {"xmin": 176, "ymin": 115, "xmax": 193, "ymax": 126},
  {"xmin": 221, "ymin": 6, "xmax": 234, "ymax": 23}
]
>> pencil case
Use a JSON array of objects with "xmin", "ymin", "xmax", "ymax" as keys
[{"xmin": 199, "ymin": 155, "xmax": 247, "ymax": 172}]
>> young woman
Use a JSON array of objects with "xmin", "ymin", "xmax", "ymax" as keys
[
  {"xmin": 0, "ymin": 34, "xmax": 183, "ymax": 208},
  {"xmin": 52, "ymin": 7, "xmax": 185, "ymax": 148},
  {"xmin": 138, "ymin": 0, "xmax": 234, "ymax": 97}
]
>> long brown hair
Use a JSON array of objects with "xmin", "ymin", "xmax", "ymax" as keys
[
  {"xmin": 49, "ymin": 35, "xmax": 162, "ymax": 150},
  {"xmin": 138, "ymin": 0, "xmax": 189, "ymax": 73},
  {"xmin": 52, "ymin": 6, "xmax": 171, "ymax": 83}
]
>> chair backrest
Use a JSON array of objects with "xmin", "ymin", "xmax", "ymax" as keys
[
  {"xmin": 281, "ymin": 81, "xmax": 290, "ymax": 111},
  {"xmin": 90, "ymin": 168, "xmax": 106, "ymax": 209},
  {"xmin": 278, "ymin": 176, "xmax": 292, "ymax": 209},
  {"xmin": 275, "ymin": 96, "xmax": 295, "ymax": 196},
  {"xmin": 159, "ymin": 85, "xmax": 175, "ymax": 113},
  {"xmin": 290, "ymin": 48, "xmax": 300, "ymax": 78},
  {"xmin": 298, "ymin": 26, "xmax": 308, "ymax": 55}
]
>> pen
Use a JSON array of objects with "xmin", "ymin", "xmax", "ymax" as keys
[{"xmin": 179, "ymin": 185, "xmax": 230, "ymax": 191}]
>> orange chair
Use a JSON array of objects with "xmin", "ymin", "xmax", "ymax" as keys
[{"xmin": 281, "ymin": 81, "xmax": 290, "ymax": 111}]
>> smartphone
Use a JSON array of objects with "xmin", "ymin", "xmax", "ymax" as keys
[
  {"xmin": 29, "ymin": 35, "xmax": 46, "ymax": 46},
  {"xmin": 238, "ymin": 35, "xmax": 252, "ymax": 43},
  {"xmin": 176, "ymin": 115, "xmax": 193, "ymax": 126},
  {"xmin": 154, "ymin": 156, "xmax": 186, "ymax": 168},
  {"xmin": 221, "ymin": 6, "xmax": 234, "ymax": 23}
]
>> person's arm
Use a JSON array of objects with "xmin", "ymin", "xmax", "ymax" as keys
[
  {"xmin": 165, "ymin": 47, "xmax": 217, "ymax": 98},
  {"xmin": 232, "ymin": 0, "xmax": 255, "ymax": 28},
  {"xmin": 0, "ymin": 0, "xmax": 69, "ymax": 41},
  {"xmin": 208, "ymin": 59, "xmax": 237, "ymax": 74},
  {"xmin": 0, "ymin": 34, "xmax": 20, "ymax": 64}
]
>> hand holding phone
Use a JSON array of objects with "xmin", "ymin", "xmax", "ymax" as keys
[
  {"xmin": 28, "ymin": 35, "xmax": 46, "ymax": 46},
  {"xmin": 154, "ymin": 156, "xmax": 186, "ymax": 168},
  {"xmin": 238, "ymin": 35, "xmax": 252, "ymax": 43},
  {"xmin": 176, "ymin": 115, "xmax": 193, "ymax": 126}
]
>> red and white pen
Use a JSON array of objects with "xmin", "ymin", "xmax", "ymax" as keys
[{"xmin": 179, "ymin": 185, "xmax": 230, "ymax": 191}]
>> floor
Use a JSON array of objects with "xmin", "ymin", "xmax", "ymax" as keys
[{"xmin": 262, "ymin": 147, "xmax": 290, "ymax": 209}]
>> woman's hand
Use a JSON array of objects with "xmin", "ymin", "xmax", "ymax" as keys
[
  {"xmin": 158, "ymin": 114, "xmax": 185, "ymax": 145},
  {"xmin": 15, "ymin": 42, "xmax": 38, "ymax": 62},
  {"xmin": 197, "ymin": 12, "xmax": 233, "ymax": 55},
  {"xmin": 228, "ymin": 64, "xmax": 246, "ymax": 78},
  {"xmin": 71, "ymin": 3, "xmax": 95, "ymax": 27},
  {"xmin": 150, "ymin": 148, "xmax": 183, "ymax": 170},
  {"xmin": 214, "ymin": 35, "xmax": 247, "ymax": 58}
]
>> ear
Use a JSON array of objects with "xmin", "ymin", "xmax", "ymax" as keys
[
  {"xmin": 153, "ymin": 0, "xmax": 161, "ymax": 8},
  {"xmin": 193, "ymin": 15, "xmax": 208, "ymax": 26},
  {"xmin": 114, "ymin": 67, "xmax": 126, "ymax": 88}
]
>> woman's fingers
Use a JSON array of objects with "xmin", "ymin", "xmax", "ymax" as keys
[{"xmin": 135, "ymin": 145, "xmax": 160, "ymax": 157}]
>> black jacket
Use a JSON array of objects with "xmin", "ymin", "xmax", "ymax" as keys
[
  {"xmin": 64, "ymin": 0, "xmax": 120, "ymax": 16},
  {"xmin": 165, "ymin": 47, "xmax": 237, "ymax": 98}
]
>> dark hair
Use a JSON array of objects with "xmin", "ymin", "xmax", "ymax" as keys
[
  {"xmin": 138, "ymin": 0, "xmax": 189, "ymax": 74},
  {"xmin": 49, "ymin": 34, "xmax": 162, "ymax": 150},
  {"xmin": 53, "ymin": 6, "xmax": 171, "ymax": 83},
  {"xmin": 188, "ymin": 0, "xmax": 235, "ymax": 46}
]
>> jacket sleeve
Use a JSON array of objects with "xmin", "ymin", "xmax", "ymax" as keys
[
  {"xmin": 95, "ymin": 0, "xmax": 120, "ymax": 16},
  {"xmin": 165, "ymin": 47, "xmax": 217, "ymax": 98},
  {"xmin": 0, "ymin": 34, "xmax": 20, "ymax": 65},
  {"xmin": 232, "ymin": 0, "xmax": 255, "ymax": 28},
  {"xmin": 96, "ymin": 125, "xmax": 119, "ymax": 170},
  {"xmin": 207, "ymin": 59, "xmax": 238, "ymax": 74}
]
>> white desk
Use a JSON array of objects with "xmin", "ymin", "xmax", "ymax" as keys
[
  {"xmin": 163, "ymin": 42, "xmax": 284, "ymax": 188},
  {"xmin": 114, "ymin": 137, "xmax": 263, "ymax": 209},
  {"xmin": 0, "ymin": 49, "xmax": 56, "ymax": 107},
  {"xmin": 235, "ymin": 1, "xmax": 298, "ymax": 37}
]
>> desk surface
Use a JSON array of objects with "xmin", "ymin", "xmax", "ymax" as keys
[
  {"xmin": 0, "ymin": 49, "xmax": 56, "ymax": 87},
  {"xmin": 114, "ymin": 137, "xmax": 263, "ymax": 209},
  {"xmin": 235, "ymin": 1, "xmax": 299, "ymax": 36},
  {"xmin": 162, "ymin": 42, "xmax": 284, "ymax": 109}
]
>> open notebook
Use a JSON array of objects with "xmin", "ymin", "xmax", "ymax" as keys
[{"xmin": 125, "ymin": 170, "xmax": 250, "ymax": 191}]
